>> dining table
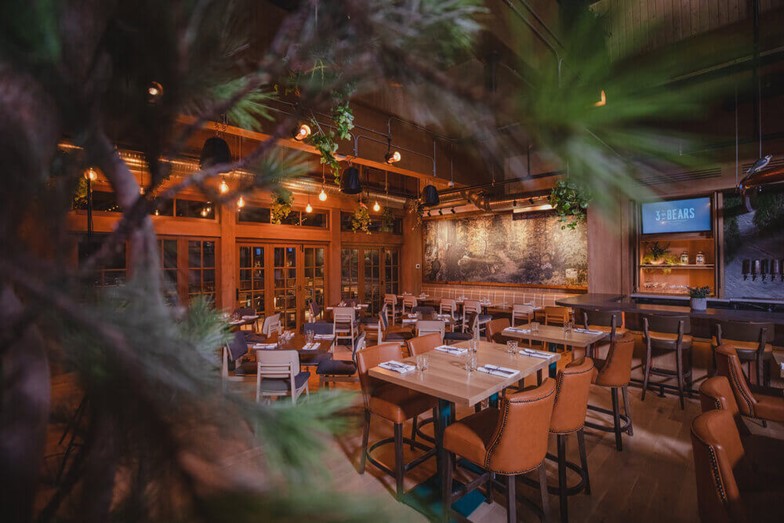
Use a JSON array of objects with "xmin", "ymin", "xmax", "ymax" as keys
[
  {"xmin": 248, "ymin": 331, "xmax": 335, "ymax": 366},
  {"xmin": 368, "ymin": 339, "xmax": 559, "ymax": 518},
  {"xmin": 502, "ymin": 324, "xmax": 607, "ymax": 376}
]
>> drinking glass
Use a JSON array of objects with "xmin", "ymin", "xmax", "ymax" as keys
[
  {"xmin": 416, "ymin": 354, "xmax": 429, "ymax": 373},
  {"xmin": 306, "ymin": 329, "xmax": 315, "ymax": 344},
  {"xmin": 464, "ymin": 353, "xmax": 478, "ymax": 373},
  {"xmin": 469, "ymin": 338, "xmax": 478, "ymax": 353},
  {"xmin": 506, "ymin": 340, "xmax": 518, "ymax": 354},
  {"xmin": 530, "ymin": 321, "xmax": 540, "ymax": 333}
]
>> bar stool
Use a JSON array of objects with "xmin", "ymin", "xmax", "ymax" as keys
[
  {"xmin": 712, "ymin": 320, "xmax": 774, "ymax": 386},
  {"xmin": 356, "ymin": 343, "xmax": 438, "ymax": 498},
  {"xmin": 442, "ymin": 379, "xmax": 556, "ymax": 523},
  {"xmin": 641, "ymin": 314, "xmax": 693, "ymax": 409},
  {"xmin": 586, "ymin": 334, "xmax": 635, "ymax": 451},
  {"xmin": 714, "ymin": 344, "xmax": 784, "ymax": 424}
]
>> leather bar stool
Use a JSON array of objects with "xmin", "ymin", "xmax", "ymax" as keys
[
  {"xmin": 486, "ymin": 318, "xmax": 514, "ymax": 345},
  {"xmin": 442, "ymin": 379, "xmax": 557, "ymax": 523},
  {"xmin": 691, "ymin": 410, "xmax": 781, "ymax": 523},
  {"xmin": 712, "ymin": 320, "xmax": 774, "ymax": 386},
  {"xmin": 714, "ymin": 344, "xmax": 784, "ymax": 424},
  {"xmin": 575, "ymin": 309, "xmax": 625, "ymax": 358},
  {"xmin": 585, "ymin": 334, "xmax": 635, "ymax": 451},
  {"xmin": 356, "ymin": 343, "xmax": 438, "ymax": 498},
  {"xmin": 641, "ymin": 314, "xmax": 693, "ymax": 409}
]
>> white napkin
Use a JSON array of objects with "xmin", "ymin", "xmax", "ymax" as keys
[
  {"xmin": 573, "ymin": 328, "xmax": 605, "ymax": 335},
  {"xmin": 434, "ymin": 345, "xmax": 467, "ymax": 356},
  {"xmin": 379, "ymin": 361, "xmax": 416, "ymax": 374},
  {"xmin": 253, "ymin": 343, "xmax": 277, "ymax": 350},
  {"xmin": 302, "ymin": 342, "xmax": 320, "ymax": 351},
  {"xmin": 407, "ymin": 314, "xmax": 418, "ymax": 318},
  {"xmin": 478, "ymin": 365, "xmax": 519, "ymax": 378},
  {"xmin": 314, "ymin": 334, "xmax": 333, "ymax": 340},
  {"xmin": 505, "ymin": 327, "xmax": 531, "ymax": 334},
  {"xmin": 520, "ymin": 348, "xmax": 554, "ymax": 359},
  {"xmin": 402, "ymin": 319, "xmax": 417, "ymax": 324}
]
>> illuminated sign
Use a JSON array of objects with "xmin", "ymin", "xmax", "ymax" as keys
[{"xmin": 641, "ymin": 197, "xmax": 712, "ymax": 234}]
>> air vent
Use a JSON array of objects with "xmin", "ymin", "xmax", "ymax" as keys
[{"xmin": 636, "ymin": 167, "xmax": 721, "ymax": 185}]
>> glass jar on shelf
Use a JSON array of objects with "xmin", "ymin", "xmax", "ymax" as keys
[
  {"xmin": 680, "ymin": 251, "xmax": 689, "ymax": 264},
  {"xmin": 695, "ymin": 251, "xmax": 705, "ymax": 265}
]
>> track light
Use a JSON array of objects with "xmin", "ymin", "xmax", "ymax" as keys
[
  {"xmin": 294, "ymin": 123, "xmax": 311, "ymax": 141},
  {"xmin": 427, "ymin": 210, "xmax": 431, "ymax": 217},
  {"xmin": 450, "ymin": 208, "xmax": 456, "ymax": 214},
  {"xmin": 373, "ymin": 200, "xmax": 381, "ymax": 212},
  {"xmin": 384, "ymin": 150, "xmax": 401, "ymax": 164},
  {"xmin": 147, "ymin": 81, "xmax": 164, "ymax": 103},
  {"xmin": 219, "ymin": 177, "xmax": 229, "ymax": 194},
  {"xmin": 529, "ymin": 197, "xmax": 535, "ymax": 204},
  {"xmin": 512, "ymin": 199, "xmax": 517, "ymax": 207},
  {"xmin": 438, "ymin": 209, "xmax": 443, "ymax": 216},
  {"xmin": 318, "ymin": 188, "xmax": 327, "ymax": 201}
]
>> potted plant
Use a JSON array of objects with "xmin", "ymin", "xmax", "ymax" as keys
[
  {"xmin": 351, "ymin": 202, "xmax": 372, "ymax": 234},
  {"xmin": 270, "ymin": 188, "xmax": 293, "ymax": 224},
  {"xmin": 687, "ymin": 286, "xmax": 710, "ymax": 311},
  {"xmin": 549, "ymin": 179, "xmax": 591, "ymax": 230}
]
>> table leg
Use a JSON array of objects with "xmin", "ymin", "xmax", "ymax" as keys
[
  {"xmin": 435, "ymin": 399, "xmax": 453, "ymax": 479},
  {"xmin": 488, "ymin": 393, "xmax": 499, "ymax": 409},
  {"xmin": 547, "ymin": 342, "xmax": 557, "ymax": 378}
]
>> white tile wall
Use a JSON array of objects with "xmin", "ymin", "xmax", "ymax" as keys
[{"xmin": 419, "ymin": 284, "xmax": 581, "ymax": 307}]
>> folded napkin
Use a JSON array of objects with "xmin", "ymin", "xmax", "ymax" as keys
[
  {"xmin": 253, "ymin": 343, "xmax": 277, "ymax": 350},
  {"xmin": 434, "ymin": 345, "xmax": 467, "ymax": 356},
  {"xmin": 573, "ymin": 328, "xmax": 605, "ymax": 335},
  {"xmin": 402, "ymin": 318, "xmax": 417, "ymax": 324},
  {"xmin": 505, "ymin": 327, "xmax": 531, "ymax": 334},
  {"xmin": 407, "ymin": 314, "xmax": 418, "ymax": 318},
  {"xmin": 241, "ymin": 315, "xmax": 258, "ymax": 320},
  {"xmin": 314, "ymin": 334, "xmax": 333, "ymax": 340},
  {"xmin": 301, "ymin": 342, "xmax": 320, "ymax": 351},
  {"xmin": 478, "ymin": 365, "xmax": 520, "ymax": 378},
  {"xmin": 379, "ymin": 361, "xmax": 416, "ymax": 374},
  {"xmin": 520, "ymin": 348, "xmax": 554, "ymax": 359}
]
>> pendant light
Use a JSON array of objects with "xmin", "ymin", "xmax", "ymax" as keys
[
  {"xmin": 306, "ymin": 191, "xmax": 313, "ymax": 213},
  {"xmin": 373, "ymin": 200, "xmax": 381, "ymax": 212},
  {"xmin": 342, "ymin": 165, "xmax": 362, "ymax": 194},
  {"xmin": 318, "ymin": 165, "xmax": 328, "ymax": 201},
  {"xmin": 422, "ymin": 138, "xmax": 439, "ymax": 205},
  {"xmin": 219, "ymin": 177, "xmax": 229, "ymax": 194},
  {"xmin": 199, "ymin": 115, "xmax": 231, "ymax": 169}
]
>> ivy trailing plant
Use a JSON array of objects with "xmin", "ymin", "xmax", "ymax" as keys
[
  {"xmin": 305, "ymin": 95, "xmax": 355, "ymax": 186},
  {"xmin": 332, "ymin": 100, "xmax": 354, "ymax": 140},
  {"xmin": 270, "ymin": 188, "xmax": 294, "ymax": 224},
  {"xmin": 351, "ymin": 202, "xmax": 372, "ymax": 234},
  {"xmin": 380, "ymin": 207, "xmax": 396, "ymax": 233},
  {"xmin": 549, "ymin": 179, "xmax": 591, "ymax": 230},
  {"xmin": 406, "ymin": 199, "xmax": 425, "ymax": 230}
]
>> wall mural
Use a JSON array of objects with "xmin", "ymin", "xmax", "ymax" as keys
[
  {"xmin": 423, "ymin": 212, "xmax": 588, "ymax": 287},
  {"xmin": 723, "ymin": 189, "xmax": 784, "ymax": 300}
]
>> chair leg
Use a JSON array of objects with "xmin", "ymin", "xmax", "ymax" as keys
[
  {"xmin": 507, "ymin": 474, "xmax": 516, "ymax": 523},
  {"xmin": 360, "ymin": 410, "xmax": 370, "ymax": 474},
  {"xmin": 410, "ymin": 416, "xmax": 418, "ymax": 450},
  {"xmin": 641, "ymin": 346, "xmax": 652, "ymax": 402},
  {"xmin": 557, "ymin": 434, "xmax": 568, "ymax": 523},
  {"xmin": 485, "ymin": 472, "xmax": 494, "ymax": 504},
  {"xmin": 442, "ymin": 451, "xmax": 453, "ymax": 522},
  {"xmin": 394, "ymin": 423, "xmax": 405, "ymax": 498},
  {"xmin": 611, "ymin": 388, "xmax": 623, "ymax": 451},
  {"xmin": 675, "ymin": 348, "xmax": 685, "ymax": 410},
  {"xmin": 576, "ymin": 428, "xmax": 591, "ymax": 495},
  {"xmin": 538, "ymin": 463, "xmax": 550, "ymax": 522},
  {"xmin": 621, "ymin": 386, "xmax": 634, "ymax": 436}
]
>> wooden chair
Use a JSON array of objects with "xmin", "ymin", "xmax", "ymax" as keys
[
  {"xmin": 221, "ymin": 331, "xmax": 256, "ymax": 391},
  {"xmin": 442, "ymin": 379, "xmax": 556, "ymax": 523},
  {"xmin": 511, "ymin": 303, "xmax": 535, "ymax": 327},
  {"xmin": 401, "ymin": 295, "xmax": 418, "ymax": 315},
  {"xmin": 641, "ymin": 314, "xmax": 693, "ymax": 409},
  {"xmin": 462, "ymin": 300, "xmax": 491, "ymax": 335},
  {"xmin": 316, "ymin": 332, "xmax": 364, "ymax": 388},
  {"xmin": 415, "ymin": 320, "xmax": 445, "ymax": 341},
  {"xmin": 308, "ymin": 301, "xmax": 324, "ymax": 322},
  {"xmin": 544, "ymin": 306, "xmax": 570, "ymax": 326},
  {"xmin": 714, "ymin": 344, "xmax": 784, "ymax": 424},
  {"xmin": 439, "ymin": 299, "xmax": 460, "ymax": 327},
  {"xmin": 712, "ymin": 320, "xmax": 774, "ymax": 386},
  {"xmin": 261, "ymin": 313, "xmax": 282, "ymax": 336},
  {"xmin": 373, "ymin": 309, "xmax": 414, "ymax": 345},
  {"xmin": 384, "ymin": 293, "xmax": 401, "ymax": 325},
  {"xmin": 485, "ymin": 317, "xmax": 513, "ymax": 345},
  {"xmin": 255, "ymin": 350, "xmax": 310, "ymax": 404},
  {"xmin": 356, "ymin": 343, "xmax": 438, "ymax": 498},
  {"xmin": 333, "ymin": 306, "xmax": 358, "ymax": 351},
  {"xmin": 444, "ymin": 311, "xmax": 477, "ymax": 345},
  {"xmin": 405, "ymin": 332, "xmax": 442, "ymax": 356}
]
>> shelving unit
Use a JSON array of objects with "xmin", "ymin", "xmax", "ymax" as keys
[{"xmin": 637, "ymin": 235, "xmax": 717, "ymax": 296}]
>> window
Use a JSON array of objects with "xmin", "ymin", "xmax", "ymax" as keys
[
  {"xmin": 237, "ymin": 206, "xmax": 271, "ymax": 223},
  {"xmin": 188, "ymin": 240, "xmax": 217, "ymax": 303},
  {"xmin": 78, "ymin": 235, "xmax": 127, "ymax": 287},
  {"xmin": 177, "ymin": 199, "xmax": 215, "ymax": 219},
  {"xmin": 159, "ymin": 238, "xmax": 179, "ymax": 304},
  {"xmin": 238, "ymin": 245, "xmax": 265, "ymax": 313},
  {"xmin": 341, "ymin": 249, "xmax": 359, "ymax": 300},
  {"xmin": 237, "ymin": 205, "xmax": 328, "ymax": 228},
  {"xmin": 73, "ymin": 191, "xmax": 122, "ymax": 212},
  {"xmin": 385, "ymin": 249, "xmax": 400, "ymax": 295},
  {"xmin": 340, "ymin": 212, "xmax": 402, "ymax": 234}
]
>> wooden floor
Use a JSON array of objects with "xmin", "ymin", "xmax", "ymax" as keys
[{"xmin": 41, "ymin": 344, "xmax": 784, "ymax": 523}]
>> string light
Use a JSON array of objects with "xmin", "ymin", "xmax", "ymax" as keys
[
  {"xmin": 318, "ymin": 188, "xmax": 327, "ymax": 201},
  {"xmin": 373, "ymin": 200, "xmax": 381, "ymax": 212},
  {"xmin": 306, "ymin": 202, "xmax": 313, "ymax": 213},
  {"xmin": 219, "ymin": 177, "xmax": 229, "ymax": 194},
  {"xmin": 318, "ymin": 165, "xmax": 328, "ymax": 201}
]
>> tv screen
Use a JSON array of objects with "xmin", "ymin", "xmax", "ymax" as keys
[{"xmin": 641, "ymin": 197, "xmax": 712, "ymax": 234}]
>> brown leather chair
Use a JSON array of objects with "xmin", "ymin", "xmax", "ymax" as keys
[
  {"xmin": 586, "ymin": 334, "xmax": 635, "ymax": 451},
  {"xmin": 699, "ymin": 376, "xmax": 784, "ymax": 489},
  {"xmin": 405, "ymin": 332, "xmax": 442, "ymax": 356},
  {"xmin": 546, "ymin": 358, "xmax": 595, "ymax": 523},
  {"xmin": 691, "ymin": 410, "xmax": 781, "ymax": 523},
  {"xmin": 442, "ymin": 379, "xmax": 557, "ymax": 523},
  {"xmin": 714, "ymin": 345, "xmax": 784, "ymax": 423},
  {"xmin": 575, "ymin": 308, "xmax": 625, "ymax": 350},
  {"xmin": 712, "ymin": 320, "xmax": 774, "ymax": 386},
  {"xmin": 486, "ymin": 318, "xmax": 513, "ymax": 345},
  {"xmin": 642, "ymin": 314, "xmax": 693, "ymax": 409},
  {"xmin": 356, "ymin": 343, "xmax": 438, "ymax": 498}
]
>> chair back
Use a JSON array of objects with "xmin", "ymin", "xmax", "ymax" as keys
[
  {"xmin": 356, "ymin": 342, "xmax": 404, "ymax": 407},
  {"xmin": 406, "ymin": 332, "xmax": 442, "ymax": 356},
  {"xmin": 544, "ymin": 306, "xmax": 569, "ymax": 326},
  {"xmin": 699, "ymin": 376, "xmax": 749, "ymax": 436},
  {"xmin": 402, "ymin": 296, "xmax": 417, "ymax": 309},
  {"xmin": 485, "ymin": 379, "xmax": 557, "ymax": 474},
  {"xmin": 261, "ymin": 313, "xmax": 282, "ymax": 336},
  {"xmin": 714, "ymin": 345, "xmax": 758, "ymax": 418},
  {"xmin": 463, "ymin": 300, "xmax": 481, "ymax": 315},
  {"xmin": 303, "ymin": 322, "xmax": 333, "ymax": 335},
  {"xmin": 234, "ymin": 307, "xmax": 256, "ymax": 317},
  {"xmin": 511, "ymin": 304, "xmax": 535, "ymax": 326},
  {"xmin": 333, "ymin": 307, "xmax": 356, "ymax": 324},
  {"xmin": 384, "ymin": 293, "xmax": 398, "ymax": 306},
  {"xmin": 461, "ymin": 311, "xmax": 479, "ymax": 335},
  {"xmin": 593, "ymin": 333, "xmax": 635, "ymax": 387},
  {"xmin": 690, "ymin": 410, "xmax": 747, "ymax": 523},
  {"xmin": 485, "ymin": 318, "xmax": 511, "ymax": 343},
  {"xmin": 352, "ymin": 332, "xmax": 367, "ymax": 362},
  {"xmin": 579, "ymin": 308, "xmax": 622, "ymax": 339},
  {"xmin": 257, "ymin": 350, "xmax": 299, "ymax": 380},
  {"xmin": 416, "ymin": 320, "xmax": 445, "ymax": 340},
  {"xmin": 308, "ymin": 301, "xmax": 323, "ymax": 321},
  {"xmin": 550, "ymin": 358, "xmax": 595, "ymax": 434},
  {"xmin": 644, "ymin": 314, "xmax": 690, "ymax": 335},
  {"xmin": 440, "ymin": 299, "xmax": 457, "ymax": 318},
  {"xmin": 412, "ymin": 305, "xmax": 436, "ymax": 316},
  {"xmin": 226, "ymin": 331, "xmax": 248, "ymax": 362},
  {"xmin": 715, "ymin": 320, "xmax": 771, "ymax": 348}
]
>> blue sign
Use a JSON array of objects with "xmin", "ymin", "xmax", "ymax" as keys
[{"xmin": 641, "ymin": 197, "xmax": 712, "ymax": 234}]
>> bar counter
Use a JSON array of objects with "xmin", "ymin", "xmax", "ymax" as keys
[{"xmin": 556, "ymin": 293, "xmax": 784, "ymax": 344}]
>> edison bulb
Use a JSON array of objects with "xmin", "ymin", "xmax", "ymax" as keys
[
  {"xmin": 219, "ymin": 178, "xmax": 229, "ymax": 194},
  {"xmin": 318, "ymin": 188, "xmax": 327, "ymax": 201},
  {"xmin": 373, "ymin": 200, "xmax": 381, "ymax": 212},
  {"xmin": 306, "ymin": 202, "xmax": 313, "ymax": 213},
  {"xmin": 84, "ymin": 168, "xmax": 98, "ymax": 181},
  {"xmin": 237, "ymin": 195, "xmax": 245, "ymax": 208}
]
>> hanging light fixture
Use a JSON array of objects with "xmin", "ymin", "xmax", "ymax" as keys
[
  {"xmin": 384, "ymin": 150, "xmax": 401, "ymax": 164},
  {"xmin": 342, "ymin": 165, "xmax": 362, "ymax": 194},
  {"xmin": 306, "ymin": 191, "xmax": 313, "ymax": 213},
  {"xmin": 422, "ymin": 184, "xmax": 440, "ymax": 206},
  {"xmin": 450, "ymin": 208, "xmax": 456, "ymax": 214},
  {"xmin": 294, "ymin": 123, "xmax": 311, "ymax": 141},
  {"xmin": 147, "ymin": 81, "xmax": 164, "ymax": 104},
  {"xmin": 199, "ymin": 115, "xmax": 231, "ymax": 169},
  {"xmin": 236, "ymin": 195, "xmax": 245, "ymax": 209},
  {"xmin": 84, "ymin": 167, "xmax": 98, "ymax": 181},
  {"xmin": 219, "ymin": 177, "xmax": 229, "ymax": 194},
  {"xmin": 373, "ymin": 200, "xmax": 381, "ymax": 212},
  {"xmin": 318, "ymin": 165, "xmax": 328, "ymax": 201}
]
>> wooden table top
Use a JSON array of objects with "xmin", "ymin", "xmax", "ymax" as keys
[
  {"xmin": 503, "ymin": 324, "xmax": 606, "ymax": 348},
  {"xmin": 249, "ymin": 332, "xmax": 334, "ymax": 362},
  {"xmin": 368, "ymin": 340, "xmax": 558, "ymax": 407}
]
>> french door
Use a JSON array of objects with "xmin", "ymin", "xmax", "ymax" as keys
[
  {"xmin": 341, "ymin": 246, "xmax": 400, "ymax": 315},
  {"xmin": 237, "ymin": 243, "xmax": 326, "ymax": 331}
]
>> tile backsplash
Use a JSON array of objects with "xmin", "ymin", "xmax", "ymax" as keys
[{"xmin": 419, "ymin": 284, "xmax": 583, "ymax": 308}]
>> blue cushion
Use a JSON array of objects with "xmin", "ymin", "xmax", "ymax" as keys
[
  {"xmin": 316, "ymin": 359, "xmax": 357, "ymax": 376},
  {"xmin": 478, "ymin": 314, "xmax": 492, "ymax": 323},
  {"xmin": 303, "ymin": 322, "xmax": 333, "ymax": 335},
  {"xmin": 386, "ymin": 331, "xmax": 413, "ymax": 341},
  {"xmin": 259, "ymin": 371, "xmax": 311, "ymax": 392},
  {"xmin": 242, "ymin": 332, "xmax": 266, "ymax": 343},
  {"xmin": 227, "ymin": 332, "xmax": 249, "ymax": 361}
]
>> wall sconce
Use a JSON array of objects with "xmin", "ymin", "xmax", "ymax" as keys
[{"xmin": 294, "ymin": 123, "xmax": 311, "ymax": 141}]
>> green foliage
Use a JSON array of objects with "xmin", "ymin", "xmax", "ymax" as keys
[
  {"xmin": 332, "ymin": 101, "xmax": 354, "ymax": 141},
  {"xmin": 549, "ymin": 179, "xmax": 590, "ymax": 229},
  {"xmin": 307, "ymin": 130, "xmax": 342, "ymax": 185},
  {"xmin": 248, "ymin": 147, "xmax": 309, "ymax": 190},
  {"xmin": 752, "ymin": 190, "xmax": 784, "ymax": 232},
  {"xmin": 270, "ymin": 188, "xmax": 294, "ymax": 224},
  {"xmin": 351, "ymin": 203, "xmax": 372, "ymax": 234},
  {"xmin": 380, "ymin": 207, "xmax": 395, "ymax": 232},
  {"xmin": 688, "ymin": 286, "xmax": 711, "ymax": 298},
  {"xmin": 406, "ymin": 199, "xmax": 425, "ymax": 229},
  {"xmin": 0, "ymin": 0, "xmax": 61, "ymax": 64},
  {"xmin": 215, "ymin": 79, "xmax": 277, "ymax": 131}
]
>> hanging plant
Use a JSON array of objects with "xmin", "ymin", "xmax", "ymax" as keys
[
  {"xmin": 351, "ymin": 202, "xmax": 372, "ymax": 234},
  {"xmin": 307, "ymin": 130, "xmax": 341, "ymax": 185},
  {"xmin": 549, "ymin": 179, "xmax": 591, "ymax": 230},
  {"xmin": 406, "ymin": 199, "xmax": 425, "ymax": 229},
  {"xmin": 380, "ymin": 207, "xmax": 395, "ymax": 233},
  {"xmin": 270, "ymin": 188, "xmax": 294, "ymax": 224},
  {"xmin": 332, "ymin": 101, "xmax": 354, "ymax": 140}
]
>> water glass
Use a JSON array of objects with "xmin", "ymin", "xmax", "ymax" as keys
[
  {"xmin": 306, "ymin": 329, "xmax": 315, "ymax": 344},
  {"xmin": 530, "ymin": 321, "xmax": 540, "ymax": 333},
  {"xmin": 469, "ymin": 338, "xmax": 478, "ymax": 353},
  {"xmin": 464, "ymin": 353, "xmax": 478, "ymax": 373},
  {"xmin": 506, "ymin": 340, "xmax": 518, "ymax": 354},
  {"xmin": 416, "ymin": 354, "xmax": 429, "ymax": 373}
]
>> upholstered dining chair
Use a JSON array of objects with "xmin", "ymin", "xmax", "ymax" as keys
[
  {"xmin": 714, "ymin": 344, "xmax": 784, "ymax": 424},
  {"xmin": 333, "ymin": 306, "xmax": 358, "ymax": 351},
  {"xmin": 356, "ymin": 343, "xmax": 438, "ymax": 498},
  {"xmin": 485, "ymin": 317, "xmax": 513, "ymax": 345},
  {"xmin": 384, "ymin": 294, "xmax": 401, "ymax": 325},
  {"xmin": 316, "ymin": 332, "xmax": 364, "ymax": 388},
  {"xmin": 463, "ymin": 300, "xmax": 491, "ymax": 336},
  {"xmin": 373, "ymin": 308, "xmax": 414, "ymax": 345},
  {"xmin": 442, "ymin": 379, "xmax": 556, "ymax": 523},
  {"xmin": 221, "ymin": 331, "xmax": 256, "ymax": 390},
  {"xmin": 255, "ymin": 350, "xmax": 310, "ymax": 405},
  {"xmin": 712, "ymin": 320, "xmax": 774, "ymax": 386},
  {"xmin": 260, "ymin": 312, "xmax": 282, "ymax": 336}
]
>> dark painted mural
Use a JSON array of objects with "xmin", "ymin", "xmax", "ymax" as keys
[{"xmin": 423, "ymin": 212, "xmax": 588, "ymax": 287}]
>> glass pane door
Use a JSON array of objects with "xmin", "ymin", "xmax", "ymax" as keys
[
  {"xmin": 238, "ymin": 245, "xmax": 265, "ymax": 314},
  {"xmin": 363, "ymin": 248, "xmax": 382, "ymax": 314},
  {"xmin": 384, "ymin": 248, "xmax": 400, "ymax": 296},
  {"xmin": 304, "ymin": 247, "xmax": 326, "ymax": 312},
  {"xmin": 273, "ymin": 246, "xmax": 298, "ymax": 329},
  {"xmin": 341, "ymin": 249, "xmax": 359, "ymax": 300}
]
